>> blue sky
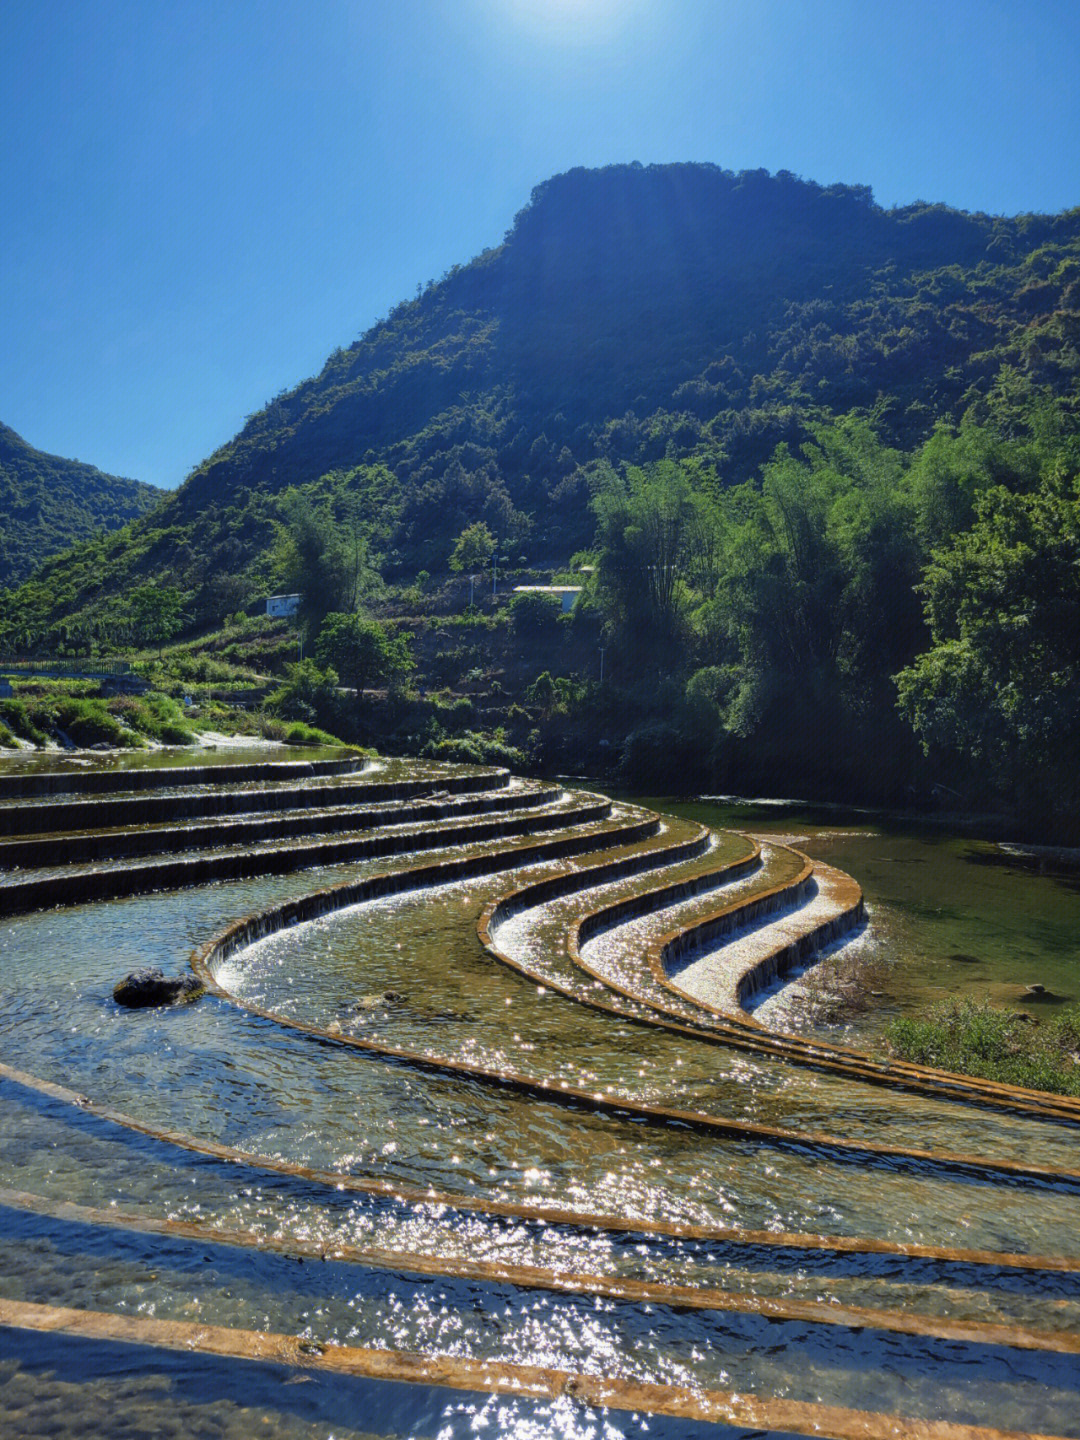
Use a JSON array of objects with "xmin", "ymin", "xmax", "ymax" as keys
[{"xmin": 3, "ymin": 0, "xmax": 1079, "ymax": 489}]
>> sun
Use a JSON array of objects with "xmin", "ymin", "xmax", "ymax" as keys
[{"xmin": 498, "ymin": 0, "xmax": 637, "ymax": 45}]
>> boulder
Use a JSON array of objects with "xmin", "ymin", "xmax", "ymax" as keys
[{"xmin": 114, "ymin": 967, "xmax": 203, "ymax": 1008}]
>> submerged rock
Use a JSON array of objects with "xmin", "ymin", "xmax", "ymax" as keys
[
  {"xmin": 114, "ymin": 967, "xmax": 203, "ymax": 1008},
  {"xmin": 348, "ymin": 990, "xmax": 406, "ymax": 1012}
]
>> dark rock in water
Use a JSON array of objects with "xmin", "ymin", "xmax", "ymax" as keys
[
  {"xmin": 114, "ymin": 967, "xmax": 203, "ymax": 1008},
  {"xmin": 1023, "ymin": 983, "xmax": 1062, "ymax": 1002},
  {"xmin": 948, "ymin": 953, "xmax": 982, "ymax": 964},
  {"xmin": 348, "ymin": 990, "xmax": 407, "ymax": 1013}
]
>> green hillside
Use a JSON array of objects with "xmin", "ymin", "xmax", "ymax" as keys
[
  {"xmin": 0, "ymin": 424, "xmax": 165, "ymax": 588},
  {"xmin": 8, "ymin": 164, "xmax": 1080, "ymax": 613},
  {"xmin": 4, "ymin": 164, "xmax": 1079, "ymax": 831}
]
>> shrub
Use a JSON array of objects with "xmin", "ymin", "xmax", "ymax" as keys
[
  {"xmin": 54, "ymin": 698, "xmax": 139, "ymax": 748},
  {"xmin": 267, "ymin": 659, "xmax": 342, "ymax": 725},
  {"xmin": 284, "ymin": 721, "xmax": 345, "ymax": 747},
  {"xmin": 419, "ymin": 727, "xmax": 528, "ymax": 770},
  {"xmin": 509, "ymin": 588, "xmax": 563, "ymax": 635},
  {"xmin": 0, "ymin": 698, "xmax": 49, "ymax": 747},
  {"xmin": 887, "ymin": 998, "xmax": 1080, "ymax": 1097},
  {"xmin": 617, "ymin": 721, "xmax": 698, "ymax": 788},
  {"xmin": 108, "ymin": 693, "xmax": 198, "ymax": 745}
]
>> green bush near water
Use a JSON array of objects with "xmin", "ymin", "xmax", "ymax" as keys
[
  {"xmin": 887, "ymin": 998, "xmax": 1080, "ymax": 1097},
  {"xmin": 54, "ymin": 697, "xmax": 139, "ymax": 748},
  {"xmin": 283, "ymin": 721, "xmax": 346, "ymax": 747},
  {"xmin": 0, "ymin": 698, "xmax": 51, "ymax": 747},
  {"xmin": 419, "ymin": 728, "xmax": 528, "ymax": 770},
  {"xmin": 108, "ymin": 693, "xmax": 198, "ymax": 746}
]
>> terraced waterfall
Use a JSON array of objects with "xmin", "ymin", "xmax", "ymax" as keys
[{"xmin": 2, "ymin": 750, "xmax": 1079, "ymax": 1439}]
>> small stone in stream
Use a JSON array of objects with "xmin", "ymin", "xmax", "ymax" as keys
[
  {"xmin": 114, "ymin": 967, "xmax": 203, "ymax": 1008},
  {"xmin": 1022, "ymin": 983, "xmax": 1062, "ymax": 1003},
  {"xmin": 348, "ymin": 991, "xmax": 406, "ymax": 1012}
]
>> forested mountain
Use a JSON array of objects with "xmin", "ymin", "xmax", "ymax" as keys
[
  {"xmin": 8, "ymin": 163, "xmax": 1079, "ymax": 613},
  {"xmin": 4, "ymin": 163, "xmax": 1079, "ymax": 829},
  {"xmin": 0, "ymin": 424, "xmax": 164, "ymax": 588}
]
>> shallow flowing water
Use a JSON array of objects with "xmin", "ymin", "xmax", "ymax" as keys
[{"xmin": 2, "ymin": 755, "xmax": 1079, "ymax": 1438}]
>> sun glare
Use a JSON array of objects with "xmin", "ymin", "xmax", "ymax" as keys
[{"xmin": 498, "ymin": 0, "xmax": 638, "ymax": 46}]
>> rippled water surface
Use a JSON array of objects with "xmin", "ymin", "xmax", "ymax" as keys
[{"xmin": 4, "ymin": 759, "xmax": 1080, "ymax": 1437}]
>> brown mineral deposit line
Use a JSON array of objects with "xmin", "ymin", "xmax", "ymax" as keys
[
  {"xmin": 2, "ymin": 1186, "xmax": 1078, "ymax": 1356},
  {"xmin": 6, "ymin": 1064, "xmax": 1080, "ymax": 1272},
  {"xmin": 0, "ymin": 1299, "xmax": 1070, "ymax": 1440}
]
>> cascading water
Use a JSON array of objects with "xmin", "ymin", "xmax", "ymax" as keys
[{"xmin": 2, "ymin": 748, "xmax": 1079, "ymax": 1439}]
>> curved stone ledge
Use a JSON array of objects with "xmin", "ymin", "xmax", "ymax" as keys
[
  {"xmin": 0, "ymin": 753, "xmax": 365, "ymax": 801},
  {"xmin": 0, "ymin": 779, "xmax": 558, "ymax": 872},
  {"xmin": 0, "ymin": 765, "xmax": 511, "ymax": 839},
  {"xmin": 2, "ymin": 1190, "xmax": 1076, "ymax": 1358},
  {"xmin": 481, "ymin": 822, "xmax": 717, "ymax": 938},
  {"xmin": 181, "ymin": 832, "xmax": 1080, "ymax": 1185},
  {"xmin": 560, "ymin": 840, "xmax": 766, "ymax": 1019},
  {"xmin": 6, "ymin": 1061, "xmax": 1080, "ymax": 1270},
  {"xmin": 478, "ymin": 827, "xmax": 766, "ymax": 1021},
  {"xmin": 3, "ymin": 1298, "xmax": 1071, "ymax": 1439},
  {"xmin": 654, "ymin": 847, "xmax": 816, "ymax": 983},
  {"xmin": 487, "ymin": 837, "xmax": 1080, "ymax": 1126},
  {"xmin": 193, "ymin": 803, "xmax": 659, "ymax": 980},
  {"xmin": 733, "ymin": 860, "xmax": 867, "ymax": 1009},
  {"xmin": 0, "ymin": 791, "xmax": 611, "ymax": 917},
  {"xmin": 576, "ymin": 839, "xmax": 764, "ymax": 955},
  {"xmin": 654, "ymin": 855, "xmax": 866, "ymax": 1018}
]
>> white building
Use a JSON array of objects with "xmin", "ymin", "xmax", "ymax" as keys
[
  {"xmin": 266, "ymin": 594, "xmax": 302, "ymax": 618},
  {"xmin": 512, "ymin": 585, "xmax": 582, "ymax": 614}
]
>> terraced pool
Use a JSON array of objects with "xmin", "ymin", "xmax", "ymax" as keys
[{"xmin": 2, "ymin": 749, "xmax": 1079, "ymax": 1438}]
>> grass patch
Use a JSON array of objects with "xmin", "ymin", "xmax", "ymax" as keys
[
  {"xmin": 419, "ymin": 728, "xmax": 527, "ymax": 770},
  {"xmin": 283, "ymin": 721, "xmax": 345, "ymax": 747},
  {"xmin": 886, "ymin": 998, "xmax": 1080, "ymax": 1097},
  {"xmin": 54, "ymin": 697, "xmax": 141, "ymax": 748},
  {"xmin": 0, "ymin": 698, "xmax": 50, "ymax": 747},
  {"xmin": 108, "ymin": 693, "xmax": 198, "ymax": 746}
]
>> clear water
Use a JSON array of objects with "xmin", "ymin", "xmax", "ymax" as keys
[{"xmin": 3, "ymin": 764, "xmax": 1080, "ymax": 1437}]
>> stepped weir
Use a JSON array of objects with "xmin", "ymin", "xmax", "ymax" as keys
[{"xmin": 2, "ymin": 749, "xmax": 1079, "ymax": 1439}]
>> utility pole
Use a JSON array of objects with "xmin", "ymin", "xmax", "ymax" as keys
[{"xmin": 599, "ymin": 647, "xmax": 606, "ymax": 684}]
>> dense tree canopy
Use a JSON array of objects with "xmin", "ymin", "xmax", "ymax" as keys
[
  {"xmin": 4, "ymin": 163, "xmax": 1080, "ymax": 830},
  {"xmin": 0, "ymin": 423, "xmax": 164, "ymax": 589},
  {"xmin": 896, "ymin": 459, "xmax": 1080, "ymax": 823}
]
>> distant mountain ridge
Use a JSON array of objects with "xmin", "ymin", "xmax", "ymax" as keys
[
  {"xmin": 0, "ymin": 424, "xmax": 165, "ymax": 588},
  {"xmin": 7, "ymin": 162, "xmax": 1080, "ymax": 623}
]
